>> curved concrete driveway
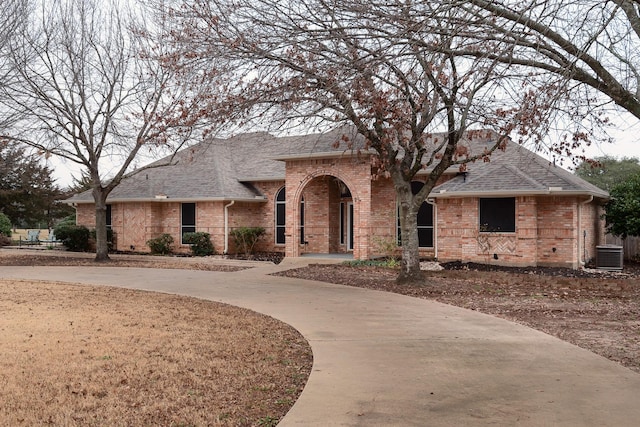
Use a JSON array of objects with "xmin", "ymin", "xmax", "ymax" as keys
[{"xmin": 2, "ymin": 261, "xmax": 639, "ymax": 426}]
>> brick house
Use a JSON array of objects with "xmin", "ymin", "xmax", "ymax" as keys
[{"xmin": 66, "ymin": 127, "xmax": 609, "ymax": 268}]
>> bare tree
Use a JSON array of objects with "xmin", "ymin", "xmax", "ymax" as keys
[
  {"xmin": 0, "ymin": 0, "xmax": 200, "ymax": 261},
  {"xmin": 0, "ymin": 0, "xmax": 31, "ymax": 130},
  {"xmin": 0, "ymin": 0, "xmax": 29, "ymax": 63},
  {"xmin": 160, "ymin": 0, "xmax": 562, "ymax": 282},
  {"xmin": 458, "ymin": 1, "xmax": 640, "ymax": 120}
]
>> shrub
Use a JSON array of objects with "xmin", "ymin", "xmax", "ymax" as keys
[
  {"xmin": 146, "ymin": 233, "xmax": 174, "ymax": 255},
  {"xmin": 0, "ymin": 234, "xmax": 11, "ymax": 246},
  {"xmin": 56, "ymin": 214, "xmax": 76, "ymax": 228},
  {"xmin": 372, "ymin": 236, "xmax": 399, "ymax": 259},
  {"xmin": 90, "ymin": 228, "xmax": 116, "ymax": 251},
  {"xmin": 183, "ymin": 232, "xmax": 215, "ymax": 256},
  {"xmin": 0, "ymin": 213, "xmax": 11, "ymax": 237},
  {"xmin": 230, "ymin": 227, "xmax": 265, "ymax": 255},
  {"xmin": 54, "ymin": 224, "xmax": 91, "ymax": 252}
]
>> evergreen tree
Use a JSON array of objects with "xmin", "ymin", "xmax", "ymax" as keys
[
  {"xmin": 0, "ymin": 142, "xmax": 68, "ymax": 227},
  {"xmin": 606, "ymin": 172, "xmax": 640, "ymax": 238},
  {"xmin": 575, "ymin": 156, "xmax": 640, "ymax": 192}
]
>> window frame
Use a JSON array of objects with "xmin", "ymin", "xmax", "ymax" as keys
[
  {"xmin": 478, "ymin": 197, "xmax": 516, "ymax": 233},
  {"xmin": 396, "ymin": 181, "xmax": 434, "ymax": 248},
  {"xmin": 299, "ymin": 195, "xmax": 305, "ymax": 244},
  {"xmin": 106, "ymin": 204, "xmax": 112, "ymax": 230},
  {"xmin": 181, "ymin": 202, "xmax": 196, "ymax": 244},
  {"xmin": 339, "ymin": 201, "xmax": 345, "ymax": 245},
  {"xmin": 275, "ymin": 187, "xmax": 286, "ymax": 245}
]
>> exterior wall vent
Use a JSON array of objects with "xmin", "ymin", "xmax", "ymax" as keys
[{"xmin": 595, "ymin": 245, "xmax": 624, "ymax": 271}]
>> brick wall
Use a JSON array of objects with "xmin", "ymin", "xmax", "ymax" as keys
[
  {"xmin": 369, "ymin": 177, "xmax": 398, "ymax": 257},
  {"xmin": 536, "ymin": 197, "xmax": 578, "ymax": 268},
  {"xmin": 435, "ymin": 195, "xmax": 588, "ymax": 268},
  {"xmin": 285, "ymin": 156, "xmax": 372, "ymax": 258},
  {"xmin": 579, "ymin": 199, "xmax": 605, "ymax": 265},
  {"xmin": 74, "ymin": 166, "xmax": 604, "ymax": 269},
  {"xmin": 76, "ymin": 204, "xmax": 94, "ymax": 228}
]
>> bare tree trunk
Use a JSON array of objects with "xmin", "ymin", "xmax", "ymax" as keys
[
  {"xmin": 394, "ymin": 176, "xmax": 422, "ymax": 284},
  {"xmin": 92, "ymin": 188, "xmax": 110, "ymax": 262}
]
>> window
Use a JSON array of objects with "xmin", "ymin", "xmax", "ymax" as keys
[
  {"xmin": 397, "ymin": 181, "xmax": 434, "ymax": 248},
  {"xmin": 300, "ymin": 196, "xmax": 305, "ymax": 244},
  {"xmin": 106, "ymin": 204, "xmax": 112, "ymax": 230},
  {"xmin": 181, "ymin": 203, "xmax": 196, "ymax": 242},
  {"xmin": 275, "ymin": 187, "xmax": 286, "ymax": 245},
  {"xmin": 340, "ymin": 202, "xmax": 345, "ymax": 245},
  {"xmin": 479, "ymin": 197, "xmax": 516, "ymax": 232}
]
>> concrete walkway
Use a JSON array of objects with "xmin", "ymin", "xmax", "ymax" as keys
[{"xmin": 1, "ymin": 257, "xmax": 640, "ymax": 426}]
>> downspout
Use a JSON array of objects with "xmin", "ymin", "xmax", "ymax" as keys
[
  {"xmin": 427, "ymin": 198, "xmax": 437, "ymax": 260},
  {"xmin": 224, "ymin": 200, "xmax": 235, "ymax": 255},
  {"xmin": 579, "ymin": 195, "xmax": 594, "ymax": 267}
]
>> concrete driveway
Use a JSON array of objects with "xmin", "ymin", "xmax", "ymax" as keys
[{"xmin": 1, "ymin": 260, "xmax": 639, "ymax": 426}]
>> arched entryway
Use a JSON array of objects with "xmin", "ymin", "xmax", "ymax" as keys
[{"xmin": 289, "ymin": 175, "xmax": 355, "ymax": 257}]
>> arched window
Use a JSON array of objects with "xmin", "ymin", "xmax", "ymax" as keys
[
  {"xmin": 397, "ymin": 181, "xmax": 434, "ymax": 248},
  {"xmin": 275, "ymin": 187, "xmax": 286, "ymax": 245}
]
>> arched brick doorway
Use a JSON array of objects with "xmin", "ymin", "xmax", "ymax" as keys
[{"xmin": 287, "ymin": 174, "xmax": 355, "ymax": 258}]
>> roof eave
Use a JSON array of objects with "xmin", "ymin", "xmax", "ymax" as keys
[
  {"xmin": 431, "ymin": 189, "xmax": 609, "ymax": 199},
  {"xmin": 273, "ymin": 149, "xmax": 375, "ymax": 161},
  {"xmin": 65, "ymin": 196, "xmax": 269, "ymax": 205},
  {"xmin": 237, "ymin": 176, "xmax": 285, "ymax": 183}
]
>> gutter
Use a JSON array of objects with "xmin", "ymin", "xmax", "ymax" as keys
[
  {"xmin": 65, "ymin": 196, "xmax": 268, "ymax": 205},
  {"xmin": 224, "ymin": 200, "xmax": 235, "ymax": 254},
  {"xmin": 431, "ymin": 189, "xmax": 608, "ymax": 199}
]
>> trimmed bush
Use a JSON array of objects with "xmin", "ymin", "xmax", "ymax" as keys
[
  {"xmin": 183, "ymin": 232, "xmax": 215, "ymax": 256},
  {"xmin": 54, "ymin": 224, "xmax": 91, "ymax": 252},
  {"xmin": 230, "ymin": 227, "xmax": 265, "ymax": 255},
  {"xmin": 0, "ymin": 213, "xmax": 11, "ymax": 238},
  {"xmin": 146, "ymin": 233, "xmax": 174, "ymax": 255}
]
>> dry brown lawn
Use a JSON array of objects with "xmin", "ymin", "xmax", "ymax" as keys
[
  {"xmin": 0, "ymin": 278, "xmax": 311, "ymax": 426},
  {"xmin": 3, "ymin": 250, "xmax": 639, "ymax": 425}
]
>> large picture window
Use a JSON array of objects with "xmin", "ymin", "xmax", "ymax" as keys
[
  {"xmin": 397, "ymin": 181, "xmax": 434, "ymax": 248},
  {"xmin": 275, "ymin": 187, "xmax": 286, "ymax": 245},
  {"xmin": 181, "ymin": 203, "xmax": 196, "ymax": 242},
  {"xmin": 479, "ymin": 198, "xmax": 516, "ymax": 232}
]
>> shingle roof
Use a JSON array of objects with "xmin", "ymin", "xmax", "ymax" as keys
[
  {"xmin": 431, "ymin": 138, "xmax": 609, "ymax": 199},
  {"xmin": 66, "ymin": 127, "xmax": 364, "ymax": 203},
  {"xmin": 66, "ymin": 128, "xmax": 608, "ymax": 203}
]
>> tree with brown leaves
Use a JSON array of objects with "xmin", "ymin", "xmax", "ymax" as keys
[{"xmin": 158, "ymin": 0, "xmax": 576, "ymax": 282}]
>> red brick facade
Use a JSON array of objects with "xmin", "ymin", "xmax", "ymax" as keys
[
  {"xmin": 74, "ymin": 155, "xmax": 605, "ymax": 268},
  {"xmin": 435, "ymin": 195, "xmax": 605, "ymax": 268}
]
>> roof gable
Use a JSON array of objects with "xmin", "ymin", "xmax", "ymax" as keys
[
  {"xmin": 66, "ymin": 127, "xmax": 364, "ymax": 203},
  {"xmin": 66, "ymin": 127, "xmax": 609, "ymax": 203},
  {"xmin": 433, "ymin": 141, "xmax": 609, "ymax": 198}
]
